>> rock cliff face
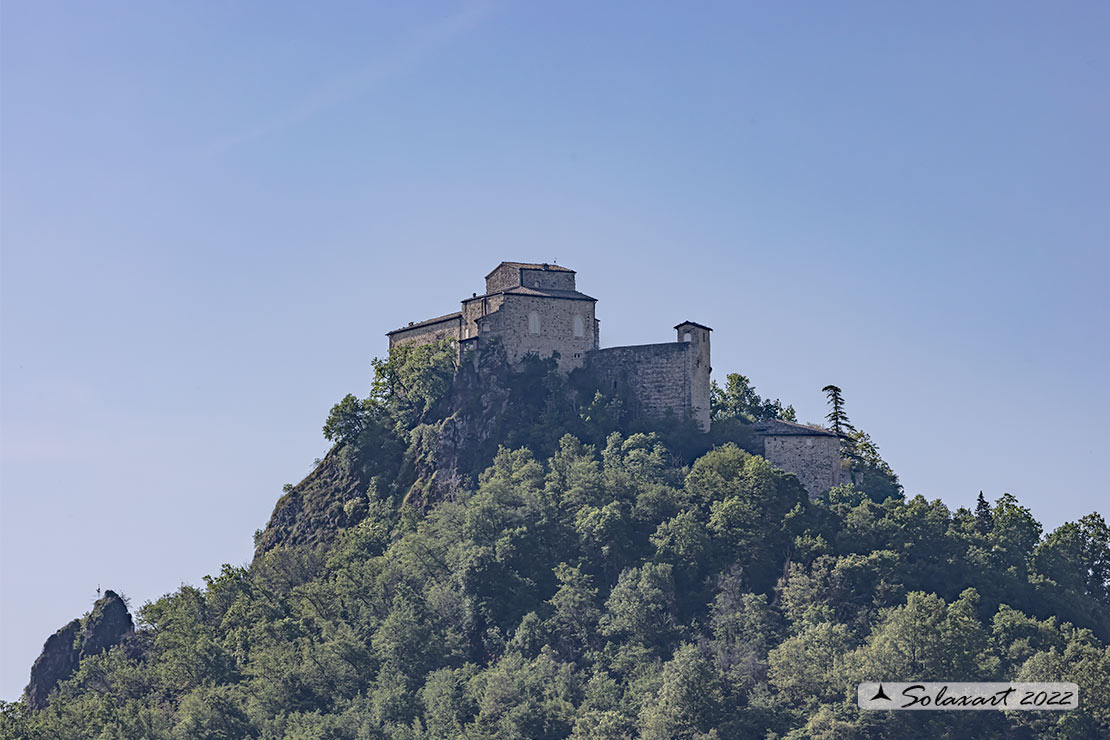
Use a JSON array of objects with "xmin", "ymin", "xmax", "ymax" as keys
[
  {"xmin": 254, "ymin": 358, "xmax": 512, "ymax": 556},
  {"xmin": 253, "ymin": 344, "xmax": 621, "ymax": 555},
  {"xmin": 253, "ymin": 444, "xmax": 376, "ymax": 555},
  {"xmin": 24, "ymin": 590, "xmax": 133, "ymax": 710}
]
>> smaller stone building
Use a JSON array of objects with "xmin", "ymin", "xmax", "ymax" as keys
[{"xmin": 751, "ymin": 419, "xmax": 841, "ymax": 496}]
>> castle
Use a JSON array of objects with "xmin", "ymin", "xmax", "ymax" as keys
[{"xmin": 388, "ymin": 261, "xmax": 840, "ymax": 495}]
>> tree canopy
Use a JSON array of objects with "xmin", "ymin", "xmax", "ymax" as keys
[{"xmin": 6, "ymin": 349, "xmax": 1106, "ymax": 739}]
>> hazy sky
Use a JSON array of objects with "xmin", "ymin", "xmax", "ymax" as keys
[{"xmin": 2, "ymin": 1, "xmax": 1108, "ymax": 700}]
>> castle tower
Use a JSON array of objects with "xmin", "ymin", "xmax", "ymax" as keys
[{"xmin": 675, "ymin": 321, "xmax": 712, "ymax": 431}]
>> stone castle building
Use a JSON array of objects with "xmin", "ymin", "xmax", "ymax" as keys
[{"xmin": 388, "ymin": 261, "xmax": 839, "ymax": 495}]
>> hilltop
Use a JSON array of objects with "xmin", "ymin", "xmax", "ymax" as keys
[{"xmin": 3, "ymin": 339, "xmax": 1108, "ymax": 740}]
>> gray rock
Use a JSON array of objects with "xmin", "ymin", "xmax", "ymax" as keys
[{"xmin": 24, "ymin": 590, "xmax": 133, "ymax": 710}]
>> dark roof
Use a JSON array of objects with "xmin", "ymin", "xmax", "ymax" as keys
[
  {"xmin": 751, "ymin": 419, "xmax": 836, "ymax": 437},
  {"xmin": 463, "ymin": 286, "xmax": 596, "ymax": 303},
  {"xmin": 386, "ymin": 311, "xmax": 461, "ymax": 336},
  {"xmin": 674, "ymin": 321, "xmax": 713, "ymax": 332},
  {"xmin": 503, "ymin": 286, "xmax": 595, "ymax": 301},
  {"xmin": 485, "ymin": 261, "xmax": 575, "ymax": 278}
]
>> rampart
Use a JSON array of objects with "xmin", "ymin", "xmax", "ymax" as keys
[{"xmin": 587, "ymin": 342, "xmax": 701, "ymax": 428}]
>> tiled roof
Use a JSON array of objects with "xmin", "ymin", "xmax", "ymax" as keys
[
  {"xmin": 751, "ymin": 419, "xmax": 836, "ymax": 437},
  {"xmin": 386, "ymin": 311, "xmax": 461, "ymax": 336}
]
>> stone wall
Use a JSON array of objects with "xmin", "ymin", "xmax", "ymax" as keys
[
  {"xmin": 461, "ymin": 294, "xmax": 506, "ymax": 342},
  {"xmin": 387, "ymin": 314, "xmax": 461, "ymax": 350},
  {"xmin": 762, "ymin": 434, "xmax": 841, "ymax": 497},
  {"xmin": 386, "ymin": 263, "xmax": 717, "ymax": 431},
  {"xmin": 520, "ymin": 267, "xmax": 576, "ymax": 291},
  {"xmin": 588, "ymin": 342, "xmax": 695, "ymax": 425},
  {"xmin": 488, "ymin": 294, "xmax": 597, "ymax": 371},
  {"xmin": 485, "ymin": 262, "xmax": 575, "ymax": 292},
  {"xmin": 675, "ymin": 323, "xmax": 711, "ymax": 430},
  {"xmin": 485, "ymin": 264, "xmax": 521, "ymax": 293}
]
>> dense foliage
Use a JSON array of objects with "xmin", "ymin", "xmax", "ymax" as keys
[{"xmin": 5, "ymin": 347, "xmax": 1108, "ymax": 739}]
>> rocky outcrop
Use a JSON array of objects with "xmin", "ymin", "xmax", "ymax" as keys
[
  {"xmin": 253, "ymin": 344, "xmax": 589, "ymax": 555},
  {"xmin": 24, "ymin": 590, "xmax": 133, "ymax": 710},
  {"xmin": 22, "ymin": 619, "xmax": 81, "ymax": 711},
  {"xmin": 253, "ymin": 444, "xmax": 376, "ymax": 555}
]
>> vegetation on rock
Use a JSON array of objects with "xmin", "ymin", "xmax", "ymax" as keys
[{"xmin": 5, "ymin": 343, "xmax": 1108, "ymax": 739}]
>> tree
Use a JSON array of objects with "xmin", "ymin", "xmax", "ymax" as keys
[
  {"xmin": 843, "ymin": 590, "xmax": 991, "ymax": 683},
  {"xmin": 638, "ymin": 644, "xmax": 724, "ymax": 740},
  {"xmin": 1034, "ymin": 514, "xmax": 1110, "ymax": 605},
  {"xmin": 710, "ymin": 373, "xmax": 795, "ymax": 423},
  {"xmin": 322, "ymin": 393, "xmax": 372, "ymax": 444},
  {"xmin": 821, "ymin": 384, "xmax": 856, "ymax": 460},
  {"xmin": 768, "ymin": 621, "xmax": 853, "ymax": 705},
  {"xmin": 371, "ymin": 338, "xmax": 459, "ymax": 423},
  {"xmin": 599, "ymin": 564, "xmax": 678, "ymax": 650},
  {"xmin": 547, "ymin": 563, "xmax": 601, "ymax": 660},
  {"xmin": 989, "ymin": 493, "xmax": 1042, "ymax": 576},
  {"xmin": 820, "ymin": 385, "xmax": 853, "ymax": 437},
  {"xmin": 975, "ymin": 492, "xmax": 993, "ymax": 534},
  {"xmin": 845, "ymin": 428, "xmax": 902, "ymax": 501}
]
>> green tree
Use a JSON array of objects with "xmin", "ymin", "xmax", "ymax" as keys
[
  {"xmin": 989, "ymin": 493, "xmax": 1042, "ymax": 576},
  {"xmin": 172, "ymin": 686, "xmax": 256, "ymax": 740},
  {"xmin": 710, "ymin": 373, "xmax": 796, "ymax": 423},
  {"xmin": 821, "ymin": 384, "xmax": 855, "ymax": 440},
  {"xmin": 371, "ymin": 338, "xmax": 459, "ymax": 424},
  {"xmin": 1034, "ymin": 513, "xmax": 1110, "ymax": 605},
  {"xmin": 768, "ymin": 621, "xmax": 853, "ymax": 705},
  {"xmin": 975, "ymin": 491, "xmax": 993, "ymax": 534},
  {"xmin": 600, "ymin": 564, "xmax": 678, "ymax": 650},
  {"xmin": 547, "ymin": 564, "xmax": 601, "ymax": 660},
  {"xmin": 322, "ymin": 393, "xmax": 373, "ymax": 444},
  {"xmin": 638, "ymin": 644, "xmax": 724, "ymax": 740}
]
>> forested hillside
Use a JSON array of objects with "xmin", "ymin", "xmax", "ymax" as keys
[{"xmin": 4, "ymin": 341, "xmax": 1108, "ymax": 739}]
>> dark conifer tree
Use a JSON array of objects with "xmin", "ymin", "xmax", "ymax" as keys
[
  {"xmin": 976, "ymin": 491, "xmax": 994, "ymax": 534},
  {"xmin": 822, "ymin": 384, "xmax": 856, "ymax": 456}
]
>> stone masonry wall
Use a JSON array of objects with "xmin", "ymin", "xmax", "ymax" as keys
[
  {"xmin": 587, "ymin": 343, "xmax": 693, "ymax": 424},
  {"xmin": 520, "ymin": 268, "xmax": 576, "ymax": 291},
  {"xmin": 388, "ymin": 315, "xmax": 461, "ymax": 350},
  {"xmin": 462, "ymin": 294, "xmax": 506, "ymax": 341},
  {"xmin": 675, "ymin": 323, "xmax": 711, "ymax": 430},
  {"xmin": 490, "ymin": 294, "xmax": 596, "ymax": 371},
  {"xmin": 762, "ymin": 434, "xmax": 841, "ymax": 497}
]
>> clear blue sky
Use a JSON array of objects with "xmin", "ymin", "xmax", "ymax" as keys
[{"xmin": 2, "ymin": 1, "xmax": 1107, "ymax": 700}]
